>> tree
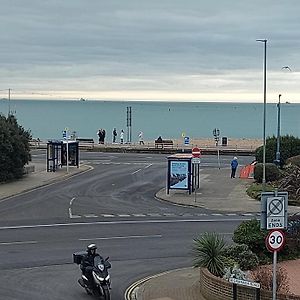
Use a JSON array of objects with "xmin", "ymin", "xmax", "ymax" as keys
[
  {"xmin": 192, "ymin": 232, "xmax": 227, "ymax": 277},
  {"xmin": 0, "ymin": 114, "xmax": 31, "ymax": 182}
]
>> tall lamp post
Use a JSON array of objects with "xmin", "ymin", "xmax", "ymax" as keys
[
  {"xmin": 256, "ymin": 39, "xmax": 267, "ymax": 191},
  {"xmin": 275, "ymin": 94, "xmax": 281, "ymax": 165}
]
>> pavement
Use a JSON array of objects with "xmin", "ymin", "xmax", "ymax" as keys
[{"xmin": 1, "ymin": 159, "xmax": 300, "ymax": 300}]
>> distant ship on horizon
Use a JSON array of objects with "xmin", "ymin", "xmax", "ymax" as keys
[{"xmin": 79, "ymin": 98, "xmax": 86, "ymax": 101}]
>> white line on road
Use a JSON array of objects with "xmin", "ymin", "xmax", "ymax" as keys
[
  {"xmin": 0, "ymin": 240, "xmax": 37, "ymax": 245},
  {"xmin": 131, "ymin": 168, "xmax": 142, "ymax": 175},
  {"xmin": 79, "ymin": 234, "xmax": 162, "ymax": 241},
  {"xmin": 69, "ymin": 197, "xmax": 76, "ymax": 218},
  {"xmin": 0, "ymin": 218, "xmax": 252, "ymax": 230}
]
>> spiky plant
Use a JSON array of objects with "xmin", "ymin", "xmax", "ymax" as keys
[{"xmin": 192, "ymin": 232, "xmax": 226, "ymax": 277}]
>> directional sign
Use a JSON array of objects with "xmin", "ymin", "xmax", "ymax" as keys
[
  {"xmin": 266, "ymin": 229, "xmax": 285, "ymax": 252},
  {"xmin": 267, "ymin": 197, "xmax": 285, "ymax": 229},
  {"xmin": 192, "ymin": 147, "xmax": 201, "ymax": 158}
]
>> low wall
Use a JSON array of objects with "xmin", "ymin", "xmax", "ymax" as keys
[{"xmin": 200, "ymin": 268, "xmax": 300, "ymax": 300}]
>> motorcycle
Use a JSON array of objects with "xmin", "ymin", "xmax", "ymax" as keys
[{"xmin": 73, "ymin": 251, "xmax": 111, "ymax": 300}]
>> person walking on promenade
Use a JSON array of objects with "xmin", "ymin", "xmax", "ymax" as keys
[
  {"xmin": 112, "ymin": 128, "xmax": 117, "ymax": 143},
  {"xmin": 120, "ymin": 129, "xmax": 124, "ymax": 144},
  {"xmin": 138, "ymin": 131, "xmax": 144, "ymax": 145},
  {"xmin": 230, "ymin": 157, "xmax": 238, "ymax": 178}
]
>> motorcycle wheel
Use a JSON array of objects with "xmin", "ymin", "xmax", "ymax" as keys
[{"xmin": 102, "ymin": 285, "xmax": 110, "ymax": 300}]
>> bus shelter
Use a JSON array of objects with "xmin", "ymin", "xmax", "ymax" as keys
[
  {"xmin": 167, "ymin": 154, "xmax": 200, "ymax": 195},
  {"xmin": 47, "ymin": 140, "xmax": 79, "ymax": 172}
]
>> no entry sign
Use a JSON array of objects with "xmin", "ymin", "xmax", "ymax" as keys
[
  {"xmin": 192, "ymin": 147, "xmax": 201, "ymax": 158},
  {"xmin": 265, "ymin": 229, "xmax": 285, "ymax": 252}
]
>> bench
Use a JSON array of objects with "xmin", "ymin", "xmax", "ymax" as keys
[
  {"xmin": 155, "ymin": 139, "xmax": 173, "ymax": 149},
  {"xmin": 76, "ymin": 138, "xmax": 95, "ymax": 149}
]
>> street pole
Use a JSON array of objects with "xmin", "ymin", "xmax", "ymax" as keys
[
  {"xmin": 256, "ymin": 39, "xmax": 267, "ymax": 191},
  {"xmin": 275, "ymin": 94, "xmax": 281, "ymax": 165},
  {"xmin": 272, "ymin": 250, "xmax": 277, "ymax": 300},
  {"xmin": 8, "ymin": 88, "xmax": 11, "ymax": 116}
]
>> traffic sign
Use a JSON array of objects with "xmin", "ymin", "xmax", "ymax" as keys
[
  {"xmin": 229, "ymin": 278, "xmax": 260, "ymax": 289},
  {"xmin": 184, "ymin": 137, "xmax": 190, "ymax": 145},
  {"xmin": 265, "ymin": 229, "xmax": 285, "ymax": 252},
  {"xmin": 192, "ymin": 157, "xmax": 201, "ymax": 164},
  {"xmin": 192, "ymin": 147, "xmax": 201, "ymax": 158},
  {"xmin": 267, "ymin": 197, "xmax": 285, "ymax": 229}
]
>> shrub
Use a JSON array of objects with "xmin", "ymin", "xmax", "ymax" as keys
[
  {"xmin": 254, "ymin": 163, "xmax": 280, "ymax": 183},
  {"xmin": 255, "ymin": 135, "xmax": 300, "ymax": 166},
  {"xmin": 192, "ymin": 232, "xmax": 227, "ymax": 277},
  {"xmin": 224, "ymin": 244, "xmax": 259, "ymax": 270},
  {"xmin": 286, "ymin": 155, "xmax": 300, "ymax": 167},
  {"xmin": 232, "ymin": 219, "xmax": 269, "ymax": 261},
  {"xmin": 251, "ymin": 266, "xmax": 290, "ymax": 294},
  {"xmin": 0, "ymin": 114, "xmax": 31, "ymax": 182}
]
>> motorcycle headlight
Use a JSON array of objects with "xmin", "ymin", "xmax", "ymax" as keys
[
  {"xmin": 98, "ymin": 264, "xmax": 105, "ymax": 271},
  {"xmin": 95, "ymin": 273, "xmax": 105, "ymax": 281}
]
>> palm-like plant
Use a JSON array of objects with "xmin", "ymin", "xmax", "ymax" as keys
[{"xmin": 192, "ymin": 232, "xmax": 226, "ymax": 277}]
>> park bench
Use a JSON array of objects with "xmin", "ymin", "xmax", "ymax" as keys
[
  {"xmin": 154, "ymin": 139, "xmax": 173, "ymax": 149},
  {"xmin": 76, "ymin": 138, "xmax": 95, "ymax": 149}
]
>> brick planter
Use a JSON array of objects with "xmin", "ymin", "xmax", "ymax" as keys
[{"xmin": 199, "ymin": 268, "xmax": 300, "ymax": 300}]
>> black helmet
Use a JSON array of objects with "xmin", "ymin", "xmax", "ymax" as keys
[{"xmin": 87, "ymin": 243, "xmax": 97, "ymax": 255}]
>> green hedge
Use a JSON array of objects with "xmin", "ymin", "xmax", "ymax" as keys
[
  {"xmin": 254, "ymin": 163, "xmax": 280, "ymax": 183},
  {"xmin": 255, "ymin": 135, "xmax": 300, "ymax": 166}
]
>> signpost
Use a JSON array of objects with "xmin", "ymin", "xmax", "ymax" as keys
[
  {"xmin": 261, "ymin": 191, "xmax": 288, "ymax": 300},
  {"xmin": 265, "ymin": 230, "xmax": 285, "ymax": 300},
  {"xmin": 63, "ymin": 128, "xmax": 69, "ymax": 173},
  {"xmin": 229, "ymin": 278, "xmax": 260, "ymax": 300},
  {"xmin": 192, "ymin": 147, "xmax": 201, "ymax": 202}
]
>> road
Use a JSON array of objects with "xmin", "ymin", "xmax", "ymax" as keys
[{"xmin": 0, "ymin": 151, "xmax": 254, "ymax": 299}]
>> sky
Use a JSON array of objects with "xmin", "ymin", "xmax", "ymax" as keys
[{"xmin": 0, "ymin": 0, "xmax": 299, "ymax": 102}]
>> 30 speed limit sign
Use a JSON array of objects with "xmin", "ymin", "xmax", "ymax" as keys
[{"xmin": 265, "ymin": 229, "xmax": 285, "ymax": 252}]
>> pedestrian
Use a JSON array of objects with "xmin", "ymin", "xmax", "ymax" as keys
[
  {"xmin": 97, "ymin": 129, "xmax": 102, "ymax": 144},
  {"xmin": 102, "ymin": 129, "xmax": 106, "ymax": 144},
  {"xmin": 112, "ymin": 128, "xmax": 117, "ymax": 143},
  {"xmin": 230, "ymin": 156, "xmax": 238, "ymax": 178},
  {"xmin": 138, "ymin": 131, "xmax": 144, "ymax": 145},
  {"xmin": 120, "ymin": 129, "xmax": 124, "ymax": 144}
]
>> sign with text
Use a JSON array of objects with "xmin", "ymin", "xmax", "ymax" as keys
[
  {"xmin": 265, "ymin": 229, "xmax": 285, "ymax": 252},
  {"xmin": 267, "ymin": 197, "xmax": 285, "ymax": 229},
  {"xmin": 229, "ymin": 278, "xmax": 261, "ymax": 289},
  {"xmin": 169, "ymin": 161, "xmax": 189, "ymax": 189},
  {"xmin": 260, "ymin": 191, "xmax": 288, "ymax": 230}
]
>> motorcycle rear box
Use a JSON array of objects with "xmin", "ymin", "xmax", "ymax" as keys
[{"xmin": 73, "ymin": 251, "xmax": 86, "ymax": 264}]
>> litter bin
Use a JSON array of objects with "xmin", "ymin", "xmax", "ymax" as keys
[{"xmin": 222, "ymin": 136, "xmax": 228, "ymax": 146}]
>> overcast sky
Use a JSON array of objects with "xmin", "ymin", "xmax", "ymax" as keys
[{"xmin": 0, "ymin": 0, "xmax": 299, "ymax": 102}]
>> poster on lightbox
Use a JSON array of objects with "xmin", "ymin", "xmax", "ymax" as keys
[{"xmin": 169, "ymin": 161, "xmax": 188, "ymax": 189}]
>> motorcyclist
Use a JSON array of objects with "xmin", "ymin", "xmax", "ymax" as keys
[{"xmin": 80, "ymin": 244, "xmax": 103, "ymax": 291}]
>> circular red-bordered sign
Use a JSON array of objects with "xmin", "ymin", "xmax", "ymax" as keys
[
  {"xmin": 192, "ymin": 147, "xmax": 201, "ymax": 158},
  {"xmin": 265, "ymin": 229, "xmax": 285, "ymax": 252}
]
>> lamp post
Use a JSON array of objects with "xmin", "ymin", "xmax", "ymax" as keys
[
  {"xmin": 256, "ymin": 39, "xmax": 267, "ymax": 191},
  {"xmin": 213, "ymin": 128, "xmax": 221, "ymax": 169},
  {"xmin": 275, "ymin": 94, "xmax": 281, "ymax": 165}
]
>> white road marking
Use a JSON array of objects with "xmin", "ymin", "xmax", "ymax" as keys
[
  {"xmin": 79, "ymin": 234, "xmax": 162, "ymax": 241},
  {"xmin": 0, "ymin": 218, "xmax": 252, "ymax": 230},
  {"xmin": 84, "ymin": 214, "xmax": 98, "ymax": 218},
  {"xmin": 0, "ymin": 240, "xmax": 37, "ymax": 245},
  {"xmin": 69, "ymin": 197, "xmax": 76, "ymax": 218},
  {"xmin": 144, "ymin": 163, "xmax": 153, "ymax": 169},
  {"xmin": 102, "ymin": 214, "xmax": 115, "ymax": 217},
  {"xmin": 131, "ymin": 168, "xmax": 142, "ymax": 175},
  {"xmin": 132, "ymin": 214, "xmax": 146, "ymax": 217},
  {"xmin": 117, "ymin": 214, "xmax": 131, "ymax": 217}
]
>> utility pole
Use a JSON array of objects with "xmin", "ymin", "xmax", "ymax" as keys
[
  {"xmin": 256, "ymin": 39, "xmax": 267, "ymax": 191},
  {"xmin": 275, "ymin": 94, "xmax": 281, "ymax": 165},
  {"xmin": 8, "ymin": 88, "xmax": 11, "ymax": 116}
]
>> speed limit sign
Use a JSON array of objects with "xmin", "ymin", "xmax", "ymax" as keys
[{"xmin": 265, "ymin": 229, "xmax": 285, "ymax": 252}]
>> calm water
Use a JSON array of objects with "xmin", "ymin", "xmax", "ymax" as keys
[{"xmin": 0, "ymin": 99, "xmax": 299, "ymax": 142}]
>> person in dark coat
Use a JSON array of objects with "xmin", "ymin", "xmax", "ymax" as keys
[{"xmin": 230, "ymin": 157, "xmax": 238, "ymax": 178}]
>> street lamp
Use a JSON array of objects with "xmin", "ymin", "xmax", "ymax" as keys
[
  {"xmin": 213, "ymin": 128, "xmax": 221, "ymax": 169},
  {"xmin": 256, "ymin": 39, "xmax": 267, "ymax": 191},
  {"xmin": 274, "ymin": 94, "xmax": 281, "ymax": 165}
]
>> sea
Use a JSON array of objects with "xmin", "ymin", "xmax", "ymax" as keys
[{"xmin": 0, "ymin": 99, "xmax": 299, "ymax": 142}]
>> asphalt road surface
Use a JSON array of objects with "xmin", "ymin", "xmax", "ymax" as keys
[{"xmin": 0, "ymin": 151, "xmax": 254, "ymax": 300}]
